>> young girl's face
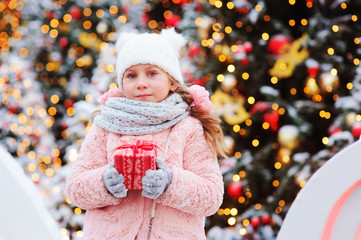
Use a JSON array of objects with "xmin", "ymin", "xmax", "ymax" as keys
[{"xmin": 122, "ymin": 64, "xmax": 177, "ymax": 103}]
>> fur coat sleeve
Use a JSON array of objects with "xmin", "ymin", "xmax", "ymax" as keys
[
  {"xmin": 65, "ymin": 124, "xmax": 122, "ymax": 210},
  {"xmin": 156, "ymin": 118, "xmax": 224, "ymax": 216}
]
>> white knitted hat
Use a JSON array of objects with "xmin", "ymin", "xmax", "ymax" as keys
[{"xmin": 115, "ymin": 28, "xmax": 187, "ymax": 88}]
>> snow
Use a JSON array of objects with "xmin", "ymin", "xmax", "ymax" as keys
[{"xmin": 0, "ymin": 146, "xmax": 61, "ymax": 240}]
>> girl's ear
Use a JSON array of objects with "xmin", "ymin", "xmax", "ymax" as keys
[{"xmin": 170, "ymin": 82, "xmax": 178, "ymax": 92}]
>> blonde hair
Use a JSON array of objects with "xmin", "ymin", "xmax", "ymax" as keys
[{"xmin": 172, "ymin": 82, "xmax": 229, "ymax": 158}]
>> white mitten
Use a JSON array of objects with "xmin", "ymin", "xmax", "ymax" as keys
[
  {"xmin": 142, "ymin": 157, "xmax": 172, "ymax": 199},
  {"xmin": 103, "ymin": 164, "xmax": 128, "ymax": 198}
]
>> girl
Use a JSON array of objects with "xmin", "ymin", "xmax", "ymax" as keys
[{"xmin": 65, "ymin": 28, "xmax": 228, "ymax": 240}]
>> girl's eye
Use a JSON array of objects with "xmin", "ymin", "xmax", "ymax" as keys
[
  {"xmin": 126, "ymin": 73, "xmax": 136, "ymax": 79},
  {"xmin": 148, "ymin": 71, "xmax": 157, "ymax": 77}
]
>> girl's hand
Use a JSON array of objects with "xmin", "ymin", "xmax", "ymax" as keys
[
  {"xmin": 103, "ymin": 164, "xmax": 128, "ymax": 198},
  {"xmin": 142, "ymin": 157, "xmax": 172, "ymax": 199}
]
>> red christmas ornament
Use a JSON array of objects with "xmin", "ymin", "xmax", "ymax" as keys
[
  {"xmin": 240, "ymin": 57, "xmax": 250, "ymax": 65},
  {"xmin": 48, "ymin": 11, "xmax": 56, "ymax": 20},
  {"xmin": 267, "ymin": 35, "xmax": 292, "ymax": 56},
  {"xmin": 328, "ymin": 125, "xmax": 342, "ymax": 135},
  {"xmin": 251, "ymin": 217, "xmax": 260, "ymax": 228},
  {"xmin": 250, "ymin": 101, "xmax": 271, "ymax": 114},
  {"xmin": 121, "ymin": 6, "xmax": 129, "ymax": 14},
  {"xmin": 64, "ymin": 99, "xmax": 74, "ymax": 108},
  {"xmin": 141, "ymin": 13, "xmax": 150, "ymax": 24},
  {"xmin": 227, "ymin": 181, "xmax": 243, "ymax": 200},
  {"xmin": 61, "ymin": 122, "xmax": 69, "ymax": 130},
  {"xmin": 243, "ymin": 42, "xmax": 253, "ymax": 53},
  {"xmin": 165, "ymin": 14, "xmax": 181, "ymax": 27},
  {"xmin": 191, "ymin": 79, "xmax": 204, "ymax": 86},
  {"xmin": 59, "ymin": 37, "xmax": 69, "ymax": 48},
  {"xmin": 188, "ymin": 44, "xmax": 201, "ymax": 58},
  {"xmin": 307, "ymin": 66, "xmax": 320, "ymax": 78},
  {"xmin": 261, "ymin": 214, "xmax": 271, "ymax": 224},
  {"xmin": 236, "ymin": 7, "xmax": 249, "ymax": 15},
  {"xmin": 263, "ymin": 111, "xmax": 280, "ymax": 131},
  {"xmin": 7, "ymin": 105, "xmax": 17, "ymax": 114},
  {"xmin": 70, "ymin": 6, "xmax": 82, "ymax": 20},
  {"xmin": 352, "ymin": 125, "xmax": 361, "ymax": 138}
]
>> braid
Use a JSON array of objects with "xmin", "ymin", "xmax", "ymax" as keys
[{"xmin": 173, "ymin": 84, "xmax": 229, "ymax": 158}]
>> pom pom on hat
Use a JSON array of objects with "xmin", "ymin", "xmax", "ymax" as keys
[{"xmin": 115, "ymin": 28, "xmax": 187, "ymax": 89}]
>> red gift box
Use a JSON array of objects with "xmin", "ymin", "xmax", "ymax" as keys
[{"xmin": 112, "ymin": 140, "xmax": 157, "ymax": 190}]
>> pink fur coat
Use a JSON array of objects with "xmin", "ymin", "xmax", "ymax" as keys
[{"xmin": 65, "ymin": 116, "xmax": 224, "ymax": 240}]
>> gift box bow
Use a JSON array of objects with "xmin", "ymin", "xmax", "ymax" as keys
[{"xmin": 114, "ymin": 140, "xmax": 159, "ymax": 157}]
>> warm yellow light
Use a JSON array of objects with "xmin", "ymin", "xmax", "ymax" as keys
[
  {"xmin": 228, "ymin": 217, "xmax": 236, "ymax": 225},
  {"xmin": 300, "ymin": 180, "xmax": 307, "ymax": 188},
  {"xmin": 50, "ymin": 95, "xmax": 60, "ymax": 104},
  {"xmin": 332, "ymin": 25, "xmax": 339, "ymax": 32},
  {"xmin": 245, "ymin": 119, "xmax": 252, "ymax": 126},
  {"xmin": 252, "ymin": 139, "xmax": 259, "ymax": 147},
  {"xmin": 63, "ymin": 14, "xmax": 72, "ymax": 23},
  {"xmin": 271, "ymin": 76, "xmax": 278, "ymax": 84},
  {"xmin": 106, "ymin": 64, "xmax": 115, "ymax": 72},
  {"xmin": 28, "ymin": 163, "xmax": 37, "ymax": 172},
  {"xmin": 255, "ymin": 203, "xmax": 262, "ymax": 210},
  {"xmin": 347, "ymin": 82, "xmax": 354, "ymax": 90},
  {"xmin": 83, "ymin": 20, "xmax": 92, "ymax": 30},
  {"xmin": 233, "ymin": 124, "xmax": 240, "ymax": 132},
  {"xmin": 74, "ymin": 208, "xmax": 82, "ymax": 215},
  {"xmin": 354, "ymin": 58, "xmax": 360, "ymax": 65},
  {"xmin": 96, "ymin": 9, "xmax": 105, "ymax": 18},
  {"xmin": 83, "ymin": 8, "xmax": 92, "ymax": 17},
  {"xmin": 239, "ymin": 227, "xmax": 247, "ymax": 235},
  {"xmin": 217, "ymin": 74, "xmax": 224, "ymax": 82},
  {"xmin": 218, "ymin": 55, "xmax": 226, "ymax": 62},
  {"xmin": 262, "ymin": 33, "xmax": 269, "ymax": 40},
  {"xmin": 300, "ymin": 19, "xmax": 308, "ymax": 26},
  {"xmin": 327, "ymin": 48, "xmax": 335, "ymax": 55},
  {"xmin": 214, "ymin": 0, "xmax": 222, "ymax": 8},
  {"xmin": 242, "ymin": 219, "xmax": 250, "ymax": 226},
  {"xmin": 41, "ymin": 24, "xmax": 49, "ymax": 33},
  {"xmin": 109, "ymin": 5, "xmax": 118, "ymax": 15},
  {"xmin": 247, "ymin": 96, "xmax": 255, "ymax": 104},
  {"xmin": 230, "ymin": 208, "xmax": 238, "ymax": 216},
  {"xmin": 274, "ymin": 162, "xmax": 282, "ymax": 169},
  {"xmin": 322, "ymin": 137, "xmax": 329, "ymax": 145},
  {"xmin": 119, "ymin": 15, "xmax": 127, "ymax": 24},
  {"xmin": 225, "ymin": 26, "xmax": 232, "ymax": 34},
  {"xmin": 242, "ymin": 72, "xmax": 249, "ymax": 80},
  {"xmin": 227, "ymin": 64, "xmax": 235, "ymax": 73},
  {"xmin": 233, "ymin": 174, "xmax": 240, "ymax": 182},
  {"xmin": 67, "ymin": 107, "xmax": 75, "ymax": 116},
  {"xmin": 289, "ymin": 19, "xmax": 296, "ymax": 26},
  {"xmin": 50, "ymin": 19, "xmax": 59, "ymax": 28},
  {"xmin": 49, "ymin": 29, "xmax": 58, "ymax": 38},
  {"xmin": 226, "ymin": 2, "xmax": 234, "ymax": 9},
  {"xmin": 273, "ymin": 180, "xmax": 280, "ymax": 187},
  {"xmin": 262, "ymin": 122, "xmax": 270, "ymax": 129}
]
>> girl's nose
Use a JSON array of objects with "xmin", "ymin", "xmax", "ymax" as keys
[{"xmin": 136, "ymin": 76, "xmax": 148, "ymax": 89}]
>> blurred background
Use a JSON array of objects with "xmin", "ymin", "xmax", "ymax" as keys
[{"xmin": 1, "ymin": 0, "xmax": 361, "ymax": 239}]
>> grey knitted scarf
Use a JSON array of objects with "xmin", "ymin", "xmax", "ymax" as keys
[{"xmin": 93, "ymin": 93, "xmax": 189, "ymax": 135}]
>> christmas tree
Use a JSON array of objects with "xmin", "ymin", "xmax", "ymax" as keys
[{"xmin": 2, "ymin": 0, "xmax": 361, "ymax": 239}]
